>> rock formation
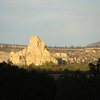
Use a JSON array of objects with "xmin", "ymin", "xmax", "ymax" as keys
[
  {"xmin": 0, "ymin": 51, "xmax": 9, "ymax": 63},
  {"xmin": 9, "ymin": 35, "xmax": 57, "ymax": 66}
]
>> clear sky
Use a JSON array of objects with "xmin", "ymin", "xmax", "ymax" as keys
[{"xmin": 0, "ymin": 0, "xmax": 100, "ymax": 46}]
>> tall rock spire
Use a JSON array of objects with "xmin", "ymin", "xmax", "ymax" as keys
[{"xmin": 10, "ymin": 35, "xmax": 58, "ymax": 66}]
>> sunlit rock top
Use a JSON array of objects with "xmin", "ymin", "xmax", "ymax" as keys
[{"xmin": 10, "ymin": 35, "xmax": 58, "ymax": 66}]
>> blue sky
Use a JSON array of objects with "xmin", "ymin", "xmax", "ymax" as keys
[{"xmin": 0, "ymin": 0, "xmax": 100, "ymax": 46}]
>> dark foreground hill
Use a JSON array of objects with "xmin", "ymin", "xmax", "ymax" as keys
[
  {"xmin": 87, "ymin": 41, "xmax": 100, "ymax": 47},
  {"xmin": 0, "ymin": 62, "xmax": 56, "ymax": 100},
  {"xmin": 0, "ymin": 62, "xmax": 100, "ymax": 100}
]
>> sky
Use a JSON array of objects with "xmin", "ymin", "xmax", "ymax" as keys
[{"xmin": 0, "ymin": 0, "xmax": 100, "ymax": 46}]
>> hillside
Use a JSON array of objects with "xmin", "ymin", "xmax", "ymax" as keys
[{"xmin": 87, "ymin": 41, "xmax": 100, "ymax": 47}]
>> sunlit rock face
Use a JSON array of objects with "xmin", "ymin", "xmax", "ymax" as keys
[
  {"xmin": 10, "ymin": 35, "xmax": 57, "ymax": 66},
  {"xmin": 0, "ymin": 51, "xmax": 9, "ymax": 63}
]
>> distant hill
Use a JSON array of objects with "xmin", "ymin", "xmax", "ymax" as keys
[{"xmin": 87, "ymin": 41, "xmax": 100, "ymax": 47}]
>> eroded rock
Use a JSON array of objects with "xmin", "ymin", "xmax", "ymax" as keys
[{"xmin": 10, "ymin": 35, "xmax": 57, "ymax": 66}]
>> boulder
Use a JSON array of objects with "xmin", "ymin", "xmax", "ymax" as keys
[{"xmin": 9, "ymin": 35, "xmax": 57, "ymax": 66}]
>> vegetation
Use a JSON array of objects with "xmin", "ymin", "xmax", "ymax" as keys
[
  {"xmin": 56, "ymin": 73, "xmax": 100, "ymax": 100},
  {"xmin": 0, "ymin": 59, "xmax": 100, "ymax": 100},
  {"xmin": 0, "ymin": 62, "xmax": 56, "ymax": 100},
  {"xmin": 26, "ymin": 62, "xmax": 89, "ymax": 72}
]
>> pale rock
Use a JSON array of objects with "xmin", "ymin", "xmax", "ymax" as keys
[
  {"xmin": 9, "ymin": 35, "xmax": 57, "ymax": 66},
  {"xmin": 0, "ymin": 51, "xmax": 9, "ymax": 63}
]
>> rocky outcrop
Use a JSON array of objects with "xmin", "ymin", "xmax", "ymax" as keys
[
  {"xmin": 0, "ymin": 51, "xmax": 9, "ymax": 63},
  {"xmin": 9, "ymin": 35, "xmax": 57, "ymax": 66},
  {"xmin": 53, "ymin": 48, "xmax": 100, "ymax": 63}
]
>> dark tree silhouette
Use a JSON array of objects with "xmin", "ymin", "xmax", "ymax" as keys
[
  {"xmin": 89, "ymin": 58, "xmax": 100, "ymax": 73},
  {"xmin": 0, "ymin": 62, "xmax": 56, "ymax": 100}
]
